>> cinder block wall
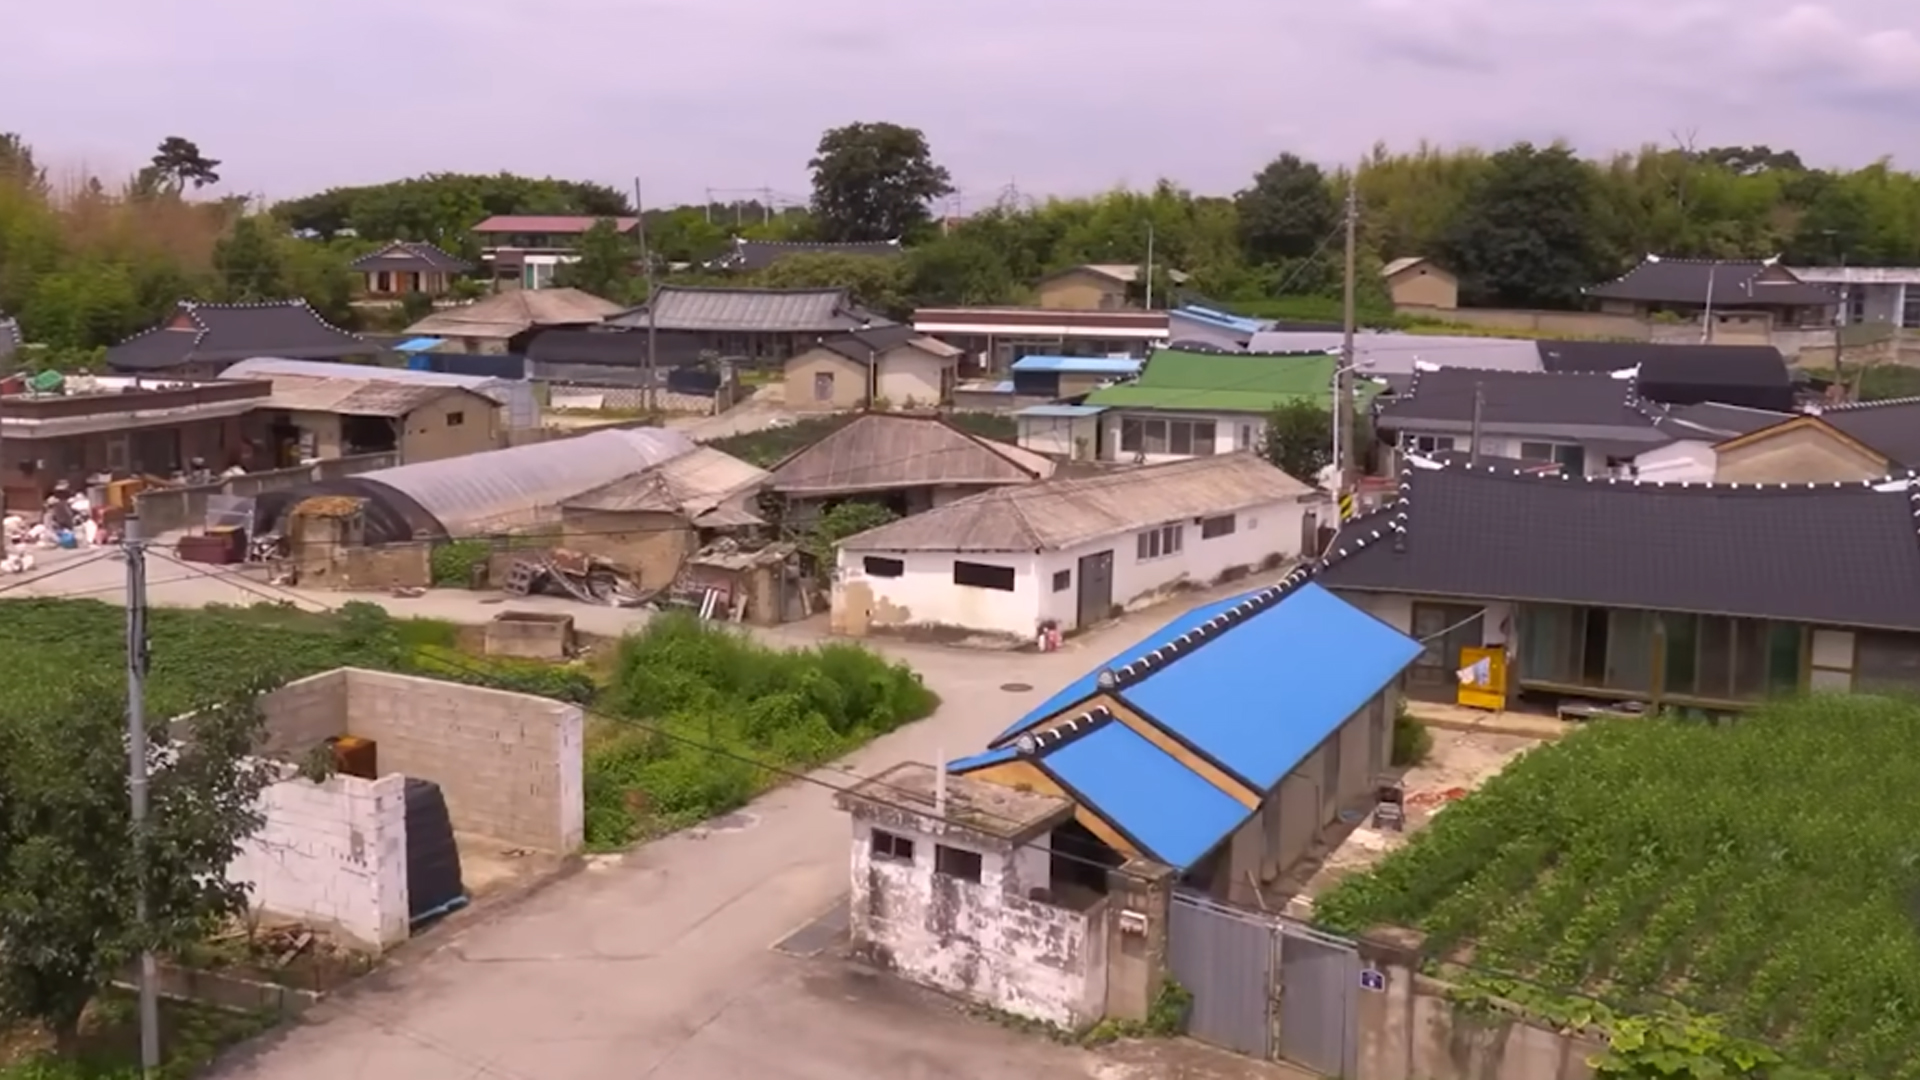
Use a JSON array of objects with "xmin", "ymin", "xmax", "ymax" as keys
[
  {"xmin": 256, "ymin": 670, "xmax": 349, "ymax": 757},
  {"xmin": 342, "ymin": 669, "xmax": 584, "ymax": 853},
  {"xmin": 229, "ymin": 769, "xmax": 409, "ymax": 951}
]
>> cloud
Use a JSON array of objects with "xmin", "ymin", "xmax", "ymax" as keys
[{"xmin": 0, "ymin": 0, "xmax": 1915, "ymax": 204}]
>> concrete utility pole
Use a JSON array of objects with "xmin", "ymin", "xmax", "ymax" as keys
[
  {"xmin": 635, "ymin": 178, "xmax": 659, "ymax": 415},
  {"xmin": 703, "ymin": 188, "xmax": 713, "ymax": 225},
  {"xmin": 1144, "ymin": 221, "xmax": 1156, "ymax": 310},
  {"xmin": 123, "ymin": 513, "xmax": 160, "ymax": 1075},
  {"xmin": 1469, "ymin": 382, "xmax": 1485, "ymax": 466},
  {"xmin": 1338, "ymin": 174, "xmax": 1359, "ymax": 493}
]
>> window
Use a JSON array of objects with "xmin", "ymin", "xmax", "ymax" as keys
[
  {"xmin": 871, "ymin": 830, "xmax": 915, "ymax": 863},
  {"xmin": 374, "ymin": 271, "xmax": 393, "ymax": 293},
  {"xmin": 813, "ymin": 371, "xmax": 835, "ymax": 402},
  {"xmin": 1404, "ymin": 433, "xmax": 1455, "ymax": 455},
  {"xmin": 1120, "ymin": 417, "xmax": 1144, "ymax": 453},
  {"xmin": 1525, "ymin": 606, "xmax": 1804, "ymax": 701},
  {"xmin": 1117, "ymin": 418, "xmax": 1214, "ymax": 457},
  {"xmin": 1200, "ymin": 514, "xmax": 1236, "ymax": 539},
  {"xmin": 1520, "ymin": 442, "xmax": 1588, "ymax": 473},
  {"xmin": 863, "ymin": 556, "xmax": 905, "ymax": 578},
  {"xmin": 1135, "ymin": 524, "xmax": 1184, "ymax": 561},
  {"xmin": 1848, "ymin": 288, "xmax": 1866, "ymax": 324},
  {"xmin": 1051, "ymin": 569, "xmax": 1071, "ymax": 592},
  {"xmin": 446, "ymin": 411, "xmax": 465, "ymax": 427},
  {"xmin": 1905, "ymin": 290, "xmax": 1920, "ymax": 330},
  {"xmin": 953, "ymin": 560, "xmax": 1015, "ymax": 591},
  {"xmin": 1237, "ymin": 424, "xmax": 1253, "ymax": 452},
  {"xmin": 935, "ymin": 844, "xmax": 983, "ymax": 883}
]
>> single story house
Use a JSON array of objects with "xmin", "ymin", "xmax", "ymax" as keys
[
  {"xmin": 1535, "ymin": 340, "xmax": 1795, "ymax": 412},
  {"xmin": 1083, "ymin": 347, "xmax": 1365, "ymax": 463},
  {"xmin": 832, "ymin": 452, "xmax": 1324, "ymax": 639},
  {"xmin": 471, "ymin": 215, "xmax": 640, "ymax": 291},
  {"xmin": 605, "ymin": 286, "xmax": 881, "ymax": 366},
  {"xmin": 1620, "ymin": 401, "xmax": 1795, "ymax": 482},
  {"xmin": 784, "ymin": 324, "xmax": 961, "ymax": 411},
  {"xmin": 220, "ymin": 368, "xmax": 504, "ymax": 467},
  {"xmin": 349, "ymin": 241, "xmax": 473, "ymax": 301},
  {"xmin": 221, "ymin": 356, "xmax": 537, "ymax": 432},
  {"xmin": 1381, "ymin": 257, "xmax": 1458, "ymax": 310},
  {"xmin": 1789, "ymin": 266, "xmax": 1920, "ymax": 328},
  {"xmin": 1668, "ymin": 399, "xmax": 1920, "ymax": 485},
  {"xmin": 1009, "ymin": 354, "xmax": 1141, "ymax": 400},
  {"xmin": 107, "ymin": 300, "xmax": 381, "ymax": 379},
  {"xmin": 912, "ymin": 307, "xmax": 1169, "ymax": 374},
  {"xmin": 404, "ymin": 288, "xmax": 624, "ymax": 355},
  {"xmin": 1585, "ymin": 255, "xmax": 1839, "ymax": 332},
  {"xmin": 555, "ymin": 445, "xmax": 770, "ymax": 592},
  {"xmin": 1035, "ymin": 264, "xmax": 1191, "ymax": 312},
  {"xmin": 1373, "ymin": 366, "xmax": 1666, "ymax": 476},
  {"xmin": 709, "ymin": 238, "xmax": 903, "ymax": 272},
  {"xmin": 1314, "ymin": 460, "xmax": 1920, "ymax": 706},
  {"xmin": 946, "ymin": 577, "xmax": 1421, "ymax": 909},
  {"xmin": 768, "ymin": 412, "xmax": 1053, "ymax": 524},
  {"xmin": 1014, "ymin": 404, "xmax": 1106, "ymax": 462}
]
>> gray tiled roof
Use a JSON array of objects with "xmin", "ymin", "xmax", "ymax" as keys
[
  {"xmin": 1245, "ymin": 330, "xmax": 1543, "ymax": 375},
  {"xmin": 1316, "ymin": 463, "xmax": 1920, "ymax": 632},
  {"xmin": 1375, "ymin": 367, "xmax": 1664, "ymax": 443},
  {"xmin": 349, "ymin": 240, "xmax": 473, "ymax": 273},
  {"xmin": 106, "ymin": 300, "xmax": 378, "ymax": 372},
  {"xmin": 1651, "ymin": 401, "xmax": 1794, "ymax": 441},
  {"xmin": 1537, "ymin": 341, "xmax": 1794, "ymax": 411},
  {"xmin": 1820, "ymin": 398, "xmax": 1920, "ymax": 467},
  {"xmin": 1587, "ymin": 257, "xmax": 1840, "ymax": 308},
  {"xmin": 605, "ymin": 286, "xmax": 877, "ymax": 333},
  {"xmin": 769, "ymin": 413, "xmax": 1053, "ymax": 495}
]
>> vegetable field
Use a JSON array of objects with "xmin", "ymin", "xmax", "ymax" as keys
[{"xmin": 1314, "ymin": 696, "xmax": 1920, "ymax": 1080}]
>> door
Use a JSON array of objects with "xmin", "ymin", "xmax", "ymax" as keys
[
  {"xmin": 1076, "ymin": 550, "xmax": 1114, "ymax": 629},
  {"xmin": 1407, "ymin": 602, "xmax": 1483, "ymax": 700}
]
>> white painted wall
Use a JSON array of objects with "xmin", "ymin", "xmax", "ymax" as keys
[
  {"xmin": 848, "ymin": 818, "xmax": 1103, "ymax": 1029},
  {"xmin": 1340, "ymin": 591, "xmax": 1515, "ymax": 649},
  {"xmin": 1634, "ymin": 439, "xmax": 1716, "ymax": 482},
  {"xmin": 229, "ymin": 769, "xmax": 410, "ymax": 951},
  {"xmin": 838, "ymin": 495, "xmax": 1320, "ymax": 636},
  {"xmin": 1017, "ymin": 414, "xmax": 1101, "ymax": 460},
  {"xmin": 1102, "ymin": 409, "xmax": 1266, "ymax": 463}
]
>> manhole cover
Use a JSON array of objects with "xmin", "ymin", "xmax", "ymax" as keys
[{"xmin": 1000, "ymin": 682, "xmax": 1033, "ymax": 692}]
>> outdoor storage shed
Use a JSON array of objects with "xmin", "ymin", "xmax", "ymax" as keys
[{"xmin": 222, "ymin": 356, "xmax": 540, "ymax": 430}]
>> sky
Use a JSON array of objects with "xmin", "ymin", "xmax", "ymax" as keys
[{"xmin": 5, "ymin": 0, "xmax": 1918, "ymax": 210}]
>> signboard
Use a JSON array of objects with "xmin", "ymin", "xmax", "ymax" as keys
[
  {"xmin": 1360, "ymin": 968, "xmax": 1387, "ymax": 992},
  {"xmin": 1456, "ymin": 646, "xmax": 1508, "ymax": 712}
]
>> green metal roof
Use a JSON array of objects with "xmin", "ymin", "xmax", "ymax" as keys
[{"xmin": 1083, "ymin": 348, "xmax": 1374, "ymax": 413}]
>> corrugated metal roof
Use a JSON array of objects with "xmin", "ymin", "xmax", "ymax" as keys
[
  {"xmin": 405, "ymin": 289, "xmax": 624, "ymax": 339},
  {"xmin": 1244, "ymin": 331, "xmax": 1543, "ymax": 375},
  {"xmin": 605, "ymin": 286, "xmax": 871, "ymax": 333},
  {"xmin": 221, "ymin": 356, "xmax": 538, "ymax": 429},
  {"xmin": 257, "ymin": 374, "xmax": 466, "ymax": 416},
  {"xmin": 395, "ymin": 337, "xmax": 446, "ymax": 352},
  {"xmin": 1010, "ymin": 355, "xmax": 1142, "ymax": 374},
  {"xmin": 1038, "ymin": 715, "xmax": 1250, "ymax": 870},
  {"xmin": 562, "ymin": 446, "xmax": 768, "ymax": 515},
  {"xmin": 362, "ymin": 427, "xmax": 696, "ymax": 534},
  {"xmin": 838, "ymin": 453, "xmax": 1316, "ymax": 553},
  {"xmin": 769, "ymin": 413, "xmax": 1054, "ymax": 494},
  {"xmin": 1015, "ymin": 404, "xmax": 1106, "ymax": 418}
]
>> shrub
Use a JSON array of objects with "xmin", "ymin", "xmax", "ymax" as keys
[
  {"xmin": 429, "ymin": 539, "xmax": 491, "ymax": 587},
  {"xmin": 1390, "ymin": 699, "xmax": 1432, "ymax": 766}
]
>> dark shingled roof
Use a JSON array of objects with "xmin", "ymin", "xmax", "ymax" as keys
[
  {"xmin": 106, "ymin": 300, "xmax": 379, "ymax": 372},
  {"xmin": 1651, "ymin": 401, "xmax": 1795, "ymax": 440},
  {"xmin": 604, "ymin": 286, "xmax": 878, "ymax": 334},
  {"xmin": 713, "ymin": 238, "xmax": 902, "ymax": 272},
  {"xmin": 1820, "ymin": 398, "xmax": 1920, "ymax": 467},
  {"xmin": 1315, "ymin": 463, "xmax": 1920, "ymax": 632},
  {"xmin": 1374, "ymin": 367, "xmax": 1663, "ymax": 443},
  {"xmin": 1586, "ymin": 257, "xmax": 1839, "ymax": 308},
  {"xmin": 815, "ymin": 323, "xmax": 927, "ymax": 365},
  {"xmin": 349, "ymin": 240, "xmax": 473, "ymax": 274},
  {"xmin": 1536, "ymin": 341, "xmax": 1795, "ymax": 411},
  {"xmin": 522, "ymin": 328, "xmax": 705, "ymax": 369}
]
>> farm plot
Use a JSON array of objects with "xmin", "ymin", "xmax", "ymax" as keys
[{"xmin": 1313, "ymin": 695, "xmax": 1920, "ymax": 1080}]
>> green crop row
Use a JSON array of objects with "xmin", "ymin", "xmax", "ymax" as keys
[{"xmin": 1314, "ymin": 695, "xmax": 1920, "ymax": 1080}]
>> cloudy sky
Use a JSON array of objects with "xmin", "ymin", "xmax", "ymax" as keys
[{"xmin": 6, "ymin": 0, "xmax": 1917, "ymax": 208}]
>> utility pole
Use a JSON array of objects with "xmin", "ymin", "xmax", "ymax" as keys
[
  {"xmin": 760, "ymin": 187, "xmax": 773, "ymax": 225},
  {"xmin": 1144, "ymin": 221, "xmax": 1156, "ymax": 310},
  {"xmin": 703, "ymin": 188, "xmax": 713, "ymax": 225},
  {"xmin": 1469, "ymin": 382, "xmax": 1485, "ymax": 466},
  {"xmin": 1700, "ymin": 262, "xmax": 1718, "ymax": 344},
  {"xmin": 1337, "ymin": 174, "xmax": 1359, "ymax": 493},
  {"xmin": 635, "ymin": 178, "xmax": 659, "ymax": 415},
  {"xmin": 123, "ymin": 513, "xmax": 160, "ymax": 1076}
]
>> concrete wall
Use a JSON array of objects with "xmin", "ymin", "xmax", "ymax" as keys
[
  {"xmin": 1016, "ymin": 413, "xmax": 1101, "ymax": 460},
  {"xmin": 1633, "ymin": 439, "xmax": 1716, "ymax": 482},
  {"xmin": 875, "ymin": 348, "xmax": 950, "ymax": 408},
  {"xmin": 228, "ymin": 768, "xmax": 410, "ymax": 951},
  {"xmin": 1102, "ymin": 409, "xmax": 1267, "ymax": 462},
  {"xmin": 848, "ymin": 816, "xmax": 1108, "ymax": 1030},
  {"xmin": 1714, "ymin": 423, "xmax": 1888, "ymax": 483},
  {"xmin": 784, "ymin": 348, "xmax": 868, "ymax": 411},
  {"xmin": 558, "ymin": 506, "xmax": 695, "ymax": 591},
  {"xmin": 398, "ymin": 391, "xmax": 506, "ymax": 462},
  {"xmin": 1037, "ymin": 272, "xmax": 1128, "ymax": 311},
  {"xmin": 484, "ymin": 611, "xmax": 575, "ymax": 660},
  {"xmin": 132, "ymin": 451, "xmax": 398, "ymax": 535},
  {"xmin": 1386, "ymin": 266, "xmax": 1458, "ymax": 309},
  {"xmin": 300, "ymin": 542, "xmax": 432, "ymax": 591}
]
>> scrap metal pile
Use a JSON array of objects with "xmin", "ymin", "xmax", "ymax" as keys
[{"xmin": 500, "ymin": 547, "xmax": 651, "ymax": 607}]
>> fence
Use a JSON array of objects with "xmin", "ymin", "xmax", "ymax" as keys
[
  {"xmin": 1167, "ymin": 891, "xmax": 1360, "ymax": 1077},
  {"xmin": 133, "ymin": 452, "xmax": 399, "ymax": 534}
]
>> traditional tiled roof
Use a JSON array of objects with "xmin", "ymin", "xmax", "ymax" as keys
[
  {"xmin": 106, "ymin": 300, "xmax": 377, "ymax": 372},
  {"xmin": 1536, "ymin": 341, "xmax": 1795, "ymax": 411},
  {"xmin": 1375, "ymin": 366, "xmax": 1666, "ymax": 445},
  {"xmin": 813, "ymin": 324, "xmax": 958, "ymax": 365},
  {"xmin": 404, "ymin": 289, "xmax": 623, "ymax": 340},
  {"xmin": 605, "ymin": 286, "xmax": 876, "ymax": 334},
  {"xmin": 349, "ymin": 240, "xmax": 473, "ymax": 273},
  {"xmin": 1586, "ymin": 255, "xmax": 1840, "ymax": 308},
  {"xmin": 1818, "ymin": 397, "xmax": 1920, "ymax": 467}
]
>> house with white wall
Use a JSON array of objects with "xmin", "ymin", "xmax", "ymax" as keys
[
  {"xmin": 1790, "ymin": 266, "xmax": 1920, "ymax": 329},
  {"xmin": 1374, "ymin": 366, "xmax": 1672, "ymax": 477},
  {"xmin": 831, "ymin": 453, "xmax": 1326, "ymax": 639},
  {"xmin": 1081, "ymin": 347, "xmax": 1363, "ymax": 464}
]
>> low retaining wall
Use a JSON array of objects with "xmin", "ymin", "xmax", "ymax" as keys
[
  {"xmin": 485, "ymin": 611, "xmax": 575, "ymax": 659},
  {"xmin": 116, "ymin": 962, "xmax": 323, "ymax": 1018},
  {"xmin": 134, "ymin": 453, "xmax": 400, "ymax": 534}
]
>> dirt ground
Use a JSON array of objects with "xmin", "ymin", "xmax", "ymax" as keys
[{"xmin": 1284, "ymin": 728, "xmax": 1542, "ymax": 909}]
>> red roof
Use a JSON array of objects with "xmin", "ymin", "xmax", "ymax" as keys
[{"xmin": 472, "ymin": 215, "xmax": 639, "ymax": 234}]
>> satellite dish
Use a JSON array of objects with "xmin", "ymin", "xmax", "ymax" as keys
[{"xmin": 1015, "ymin": 733, "xmax": 1038, "ymax": 756}]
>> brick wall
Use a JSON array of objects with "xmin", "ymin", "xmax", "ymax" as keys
[
  {"xmin": 342, "ymin": 669, "xmax": 584, "ymax": 853},
  {"xmin": 228, "ymin": 768, "xmax": 409, "ymax": 951}
]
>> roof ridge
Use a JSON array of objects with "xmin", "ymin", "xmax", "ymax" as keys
[
  {"xmin": 1014, "ymin": 706, "xmax": 1117, "ymax": 755},
  {"xmin": 1418, "ymin": 455, "xmax": 1920, "ymax": 493},
  {"xmin": 931, "ymin": 417, "xmax": 1049, "ymax": 478},
  {"xmin": 1825, "ymin": 395, "xmax": 1920, "ymax": 411},
  {"xmin": 1093, "ymin": 565, "xmax": 1320, "ymax": 691}
]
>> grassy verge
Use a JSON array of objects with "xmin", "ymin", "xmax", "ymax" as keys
[{"xmin": 0, "ymin": 995, "xmax": 272, "ymax": 1080}]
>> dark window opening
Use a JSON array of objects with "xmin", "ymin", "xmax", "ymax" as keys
[
  {"xmin": 447, "ymin": 411, "xmax": 465, "ymax": 427},
  {"xmin": 953, "ymin": 560, "xmax": 1015, "ymax": 591},
  {"xmin": 1051, "ymin": 569, "xmax": 1071, "ymax": 592},
  {"xmin": 935, "ymin": 844, "xmax": 983, "ymax": 883},
  {"xmin": 863, "ymin": 555, "xmax": 905, "ymax": 577},
  {"xmin": 340, "ymin": 414, "xmax": 399, "ymax": 455},
  {"xmin": 871, "ymin": 829, "xmax": 915, "ymax": 863},
  {"xmin": 1200, "ymin": 514, "xmax": 1236, "ymax": 539}
]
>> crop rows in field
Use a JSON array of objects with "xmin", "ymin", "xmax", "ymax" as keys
[{"xmin": 1314, "ymin": 696, "xmax": 1920, "ymax": 1080}]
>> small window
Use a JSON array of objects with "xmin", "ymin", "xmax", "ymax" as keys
[
  {"xmin": 935, "ymin": 844, "xmax": 983, "ymax": 883},
  {"xmin": 1200, "ymin": 514, "xmax": 1236, "ymax": 539},
  {"xmin": 1407, "ymin": 433, "xmax": 1455, "ymax": 455},
  {"xmin": 813, "ymin": 371, "xmax": 835, "ymax": 402},
  {"xmin": 446, "ymin": 411, "xmax": 465, "ymax": 427},
  {"xmin": 1135, "ymin": 524, "xmax": 1184, "ymax": 561},
  {"xmin": 1120, "ymin": 417, "xmax": 1143, "ymax": 453},
  {"xmin": 863, "ymin": 555, "xmax": 905, "ymax": 577},
  {"xmin": 871, "ymin": 830, "xmax": 915, "ymax": 863},
  {"xmin": 1237, "ymin": 424, "xmax": 1253, "ymax": 451},
  {"xmin": 1052, "ymin": 569, "xmax": 1071, "ymax": 592},
  {"xmin": 953, "ymin": 560, "xmax": 1016, "ymax": 591}
]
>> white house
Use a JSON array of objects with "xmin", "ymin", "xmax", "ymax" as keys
[
  {"xmin": 1014, "ymin": 404, "xmax": 1106, "ymax": 461},
  {"xmin": 1790, "ymin": 266, "xmax": 1920, "ymax": 328},
  {"xmin": 831, "ymin": 453, "xmax": 1326, "ymax": 639}
]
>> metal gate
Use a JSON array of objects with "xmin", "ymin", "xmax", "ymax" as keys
[
  {"xmin": 1076, "ymin": 549, "xmax": 1114, "ymax": 629},
  {"xmin": 1168, "ymin": 892, "xmax": 1360, "ymax": 1074}
]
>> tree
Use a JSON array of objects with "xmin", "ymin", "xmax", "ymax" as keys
[
  {"xmin": 213, "ymin": 215, "xmax": 288, "ymax": 301},
  {"xmin": 1235, "ymin": 153, "xmax": 1339, "ymax": 264},
  {"xmin": 754, "ymin": 252, "xmax": 910, "ymax": 317},
  {"xmin": 804, "ymin": 500, "xmax": 899, "ymax": 564},
  {"xmin": 552, "ymin": 218, "xmax": 638, "ymax": 301},
  {"xmin": 0, "ymin": 681, "xmax": 277, "ymax": 1048},
  {"xmin": 143, "ymin": 136, "xmax": 222, "ymax": 192},
  {"xmin": 0, "ymin": 132, "xmax": 47, "ymax": 198},
  {"xmin": 808, "ymin": 122, "xmax": 954, "ymax": 243},
  {"xmin": 1258, "ymin": 399, "xmax": 1334, "ymax": 482},
  {"xmin": 1442, "ymin": 142, "xmax": 1606, "ymax": 309}
]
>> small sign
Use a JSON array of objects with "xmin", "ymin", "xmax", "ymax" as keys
[{"xmin": 1360, "ymin": 968, "xmax": 1387, "ymax": 992}]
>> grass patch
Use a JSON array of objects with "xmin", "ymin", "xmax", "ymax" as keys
[
  {"xmin": 583, "ymin": 612, "xmax": 939, "ymax": 847},
  {"xmin": 1313, "ymin": 695, "xmax": 1920, "ymax": 1078},
  {"xmin": 0, "ymin": 994, "xmax": 271, "ymax": 1080}
]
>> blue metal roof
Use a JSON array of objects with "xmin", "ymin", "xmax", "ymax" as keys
[
  {"xmin": 1042, "ymin": 719, "xmax": 1252, "ymax": 869},
  {"xmin": 1122, "ymin": 583, "xmax": 1424, "ymax": 789},
  {"xmin": 1173, "ymin": 306, "xmax": 1267, "ymax": 334},
  {"xmin": 1011, "ymin": 355, "xmax": 1143, "ymax": 375},
  {"xmin": 994, "ymin": 588, "xmax": 1266, "ymax": 746},
  {"xmin": 396, "ymin": 337, "xmax": 447, "ymax": 352},
  {"xmin": 1014, "ymin": 404, "xmax": 1107, "ymax": 418},
  {"xmin": 949, "ymin": 746, "xmax": 1018, "ymax": 771}
]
